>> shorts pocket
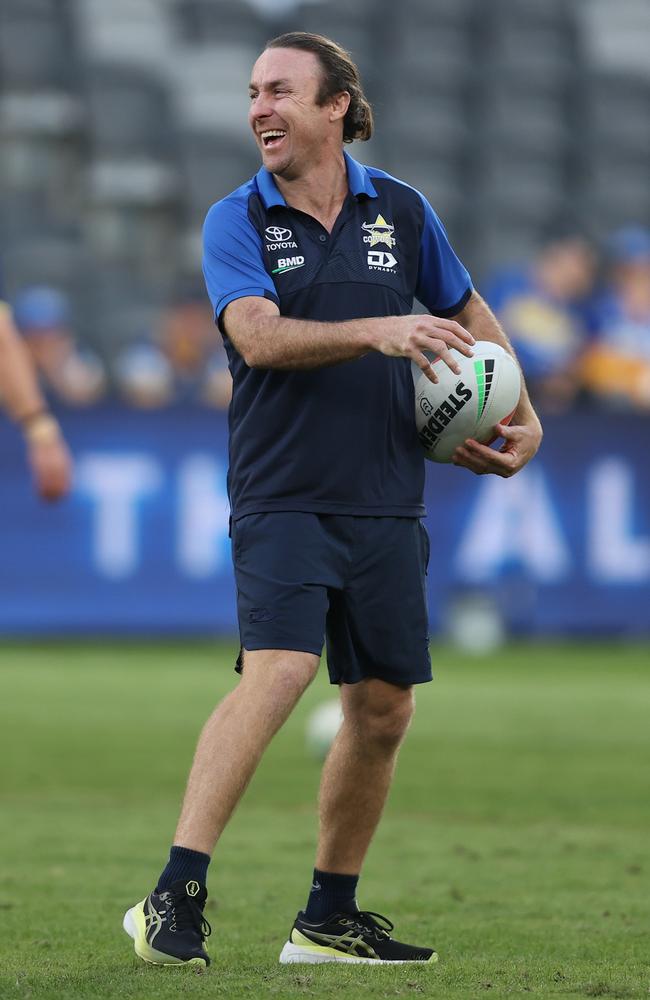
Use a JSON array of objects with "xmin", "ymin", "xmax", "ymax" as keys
[{"xmin": 419, "ymin": 520, "xmax": 431, "ymax": 574}]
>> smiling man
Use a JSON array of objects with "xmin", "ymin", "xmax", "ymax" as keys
[{"xmin": 123, "ymin": 32, "xmax": 541, "ymax": 968}]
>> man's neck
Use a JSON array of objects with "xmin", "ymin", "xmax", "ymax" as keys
[{"xmin": 274, "ymin": 150, "xmax": 349, "ymax": 232}]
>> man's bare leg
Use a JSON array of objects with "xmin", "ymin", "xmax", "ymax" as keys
[
  {"xmin": 174, "ymin": 649, "xmax": 319, "ymax": 855},
  {"xmin": 280, "ymin": 680, "xmax": 437, "ymax": 964},
  {"xmin": 316, "ymin": 678, "xmax": 414, "ymax": 874}
]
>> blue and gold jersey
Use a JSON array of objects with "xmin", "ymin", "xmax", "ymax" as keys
[{"xmin": 203, "ymin": 152, "xmax": 472, "ymax": 519}]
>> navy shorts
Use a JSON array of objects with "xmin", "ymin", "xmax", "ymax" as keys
[{"xmin": 231, "ymin": 512, "xmax": 432, "ymax": 686}]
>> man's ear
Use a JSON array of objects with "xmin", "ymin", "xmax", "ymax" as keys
[{"xmin": 329, "ymin": 91, "xmax": 351, "ymax": 124}]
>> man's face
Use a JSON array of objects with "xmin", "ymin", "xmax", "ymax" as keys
[{"xmin": 248, "ymin": 47, "xmax": 338, "ymax": 178}]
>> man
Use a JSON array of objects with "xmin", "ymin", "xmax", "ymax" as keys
[
  {"xmin": 12, "ymin": 285, "xmax": 107, "ymax": 407},
  {"xmin": 0, "ymin": 293, "xmax": 71, "ymax": 501},
  {"xmin": 484, "ymin": 227, "xmax": 596, "ymax": 413},
  {"xmin": 124, "ymin": 32, "xmax": 542, "ymax": 968},
  {"xmin": 581, "ymin": 225, "xmax": 650, "ymax": 410}
]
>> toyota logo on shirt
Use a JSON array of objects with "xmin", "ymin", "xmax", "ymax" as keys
[
  {"xmin": 265, "ymin": 226, "xmax": 292, "ymax": 241},
  {"xmin": 265, "ymin": 226, "xmax": 297, "ymax": 250}
]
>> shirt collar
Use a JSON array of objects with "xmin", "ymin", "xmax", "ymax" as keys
[
  {"xmin": 344, "ymin": 152, "xmax": 377, "ymax": 200},
  {"xmin": 255, "ymin": 151, "xmax": 377, "ymax": 210}
]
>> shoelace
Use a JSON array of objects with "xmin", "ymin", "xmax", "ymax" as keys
[
  {"xmin": 167, "ymin": 893, "xmax": 212, "ymax": 941},
  {"xmin": 339, "ymin": 910, "xmax": 394, "ymax": 940}
]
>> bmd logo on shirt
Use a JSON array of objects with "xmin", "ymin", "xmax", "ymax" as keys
[{"xmin": 272, "ymin": 255, "xmax": 305, "ymax": 275}]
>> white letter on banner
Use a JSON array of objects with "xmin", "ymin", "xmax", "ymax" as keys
[
  {"xmin": 588, "ymin": 458, "xmax": 650, "ymax": 583},
  {"xmin": 177, "ymin": 455, "xmax": 230, "ymax": 577},
  {"xmin": 76, "ymin": 454, "xmax": 162, "ymax": 578},
  {"xmin": 455, "ymin": 469, "xmax": 570, "ymax": 583}
]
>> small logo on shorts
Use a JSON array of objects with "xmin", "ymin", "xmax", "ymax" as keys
[{"xmin": 249, "ymin": 607, "xmax": 274, "ymax": 623}]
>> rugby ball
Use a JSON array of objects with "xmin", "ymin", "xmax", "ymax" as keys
[
  {"xmin": 414, "ymin": 341, "xmax": 520, "ymax": 463},
  {"xmin": 305, "ymin": 700, "xmax": 343, "ymax": 760}
]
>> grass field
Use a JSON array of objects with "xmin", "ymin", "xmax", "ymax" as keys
[{"xmin": 1, "ymin": 641, "xmax": 649, "ymax": 1000}]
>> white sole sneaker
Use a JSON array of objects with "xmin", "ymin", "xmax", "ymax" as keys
[{"xmin": 279, "ymin": 940, "xmax": 438, "ymax": 965}]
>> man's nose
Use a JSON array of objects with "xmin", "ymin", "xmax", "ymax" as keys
[{"xmin": 250, "ymin": 96, "xmax": 273, "ymax": 121}]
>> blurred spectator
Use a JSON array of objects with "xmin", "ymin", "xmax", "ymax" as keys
[
  {"xmin": 114, "ymin": 341, "xmax": 176, "ymax": 409},
  {"xmin": 483, "ymin": 232, "xmax": 597, "ymax": 413},
  {"xmin": 581, "ymin": 226, "xmax": 650, "ymax": 412},
  {"xmin": 12, "ymin": 286, "xmax": 107, "ymax": 407},
  {"xmin": 160, "ymin": 282, "xmax": 232, "ymax": 408},
  {"xmin": 114, "ymin": 284, "xmax": 231, "ymax": 409}
]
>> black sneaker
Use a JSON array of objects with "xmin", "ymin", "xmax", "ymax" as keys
[
  {"xmin": 279, "ymin": 910, "xmax": 438, "ymax": 964},
  {"xmin": 123, "ymin": 878, "xmax": 211, "ymax": 967}
]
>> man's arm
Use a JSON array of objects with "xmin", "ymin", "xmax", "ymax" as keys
[
  {"xmin": 449, "ymin": 290, "xmax": 543, "ymax": 478},
  {"xmin": 0, "ymin": 304, "xmax": 72, "ymax": 500},
  {"xmin": 222, "ymin": 296, "xmax": 475, "ymax": 384}
]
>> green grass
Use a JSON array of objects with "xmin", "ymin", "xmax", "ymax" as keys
[{"xmin": 1, "ymin": 641, "xmax": 649, "ymax": 1000}]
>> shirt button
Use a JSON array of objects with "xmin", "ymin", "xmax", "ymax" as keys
[{"xmin": 319, "ymin": 234, "xmax": 327, "ymax": 242}]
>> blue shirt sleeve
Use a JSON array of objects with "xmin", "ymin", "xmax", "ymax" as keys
[
  {"xmin": 202, "ymin": 196, "xmax": 279, "ymax": 330},
  {"xmin": 415, "ymin": 194, "xmax": 472, "ymax": 317}
]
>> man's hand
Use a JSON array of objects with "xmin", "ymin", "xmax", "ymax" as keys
[
  {"xmin": 371, "ymin": 315, "xmax": 475, "ymax": 383},
  {"xmin": 452, "ymin": 419, "xmax": 542, "ymax": 478},
  {"xmin": 24, "ymin": 416, "xmax": 72, "ymax": 501}
]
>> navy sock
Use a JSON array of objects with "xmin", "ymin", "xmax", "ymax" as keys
[
  {"xmin": 304, "ymin": 868, "xmax": 359, "ymax": 922},
  {"xmin": 156, "ymin": 846, "xmax": 211, "ymax": 893}
]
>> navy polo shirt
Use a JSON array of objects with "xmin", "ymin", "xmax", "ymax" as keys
[{"xmin": 203, "ymin": 152, "xmax": 472, "ymax": 520}]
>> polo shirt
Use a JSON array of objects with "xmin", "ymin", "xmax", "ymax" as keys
[{"xmin": 203, "ymin": 152, "xmax": 472, "ymax": 519}]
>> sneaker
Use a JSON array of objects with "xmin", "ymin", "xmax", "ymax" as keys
[
  {"xmin": 279, "ymin": 909, "xmax": 438, "ymax": 965},
  {"xmin": 123, "ymin": 878, "xmax": 211, "ymax": 967}
]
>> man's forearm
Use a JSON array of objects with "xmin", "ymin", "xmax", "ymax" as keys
[
  {"xmin": 225, "ymin": 297, "xmax": 475, "ymax": 381},
  {"xmin": 455, "ymin": 292, "xmax": 541, "ymax": 427},
  {"xmin": 0, "ymin": 309, "xmax": 47, "ymax": 421},
  {"xmin": 236, "ymin": 312, "xmax": 380, "ymax": 370}
]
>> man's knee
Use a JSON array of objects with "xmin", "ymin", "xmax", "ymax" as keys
[
  {"xmin": 344, "ymin": 680, "xmax": 415, "ymax": 751},
  {"xmin": 238, "ymin": 648, "xmax": 319, "ymax": 703}
]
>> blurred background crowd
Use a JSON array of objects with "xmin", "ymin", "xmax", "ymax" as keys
[{"xmin": 1, "ymin": 0, "xmax": 649, "ymax": 415}]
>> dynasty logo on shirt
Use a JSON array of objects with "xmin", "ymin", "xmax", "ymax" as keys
[{"xmin": 367, "ymin": 251, "xmax": 397, "ymax": 271}]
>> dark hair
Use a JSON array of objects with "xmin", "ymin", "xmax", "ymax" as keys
[{"xmin": 266, "ymin": 31, "xmax": 373, "ymax": 143}]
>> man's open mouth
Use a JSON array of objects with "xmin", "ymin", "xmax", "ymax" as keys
[{"xmin": 261, "ymin": 130, "xmax": 287, "ymax": 148}]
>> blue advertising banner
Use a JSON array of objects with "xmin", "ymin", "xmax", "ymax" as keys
[{"xmin": 1, "ymin": 406, "xmax": 649, "ymax": 635}]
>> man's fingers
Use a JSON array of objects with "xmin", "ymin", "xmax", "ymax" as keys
[
  {"xmin": 433, "ymin": 317, "xmax": 475, "ymax": 345},
  {"xmin": 415, "ymin": 354, "xmax": 439, "ymax": 383},
  {"xmin": 465, "ymin": 438, "xmax": 516, "ymax": 466},
  {"xmin": 435, "ymin": 347, "xmax": 462, "ymax": 376},
  {"xmin": 453, "ymin": 446, "xmax": 515, "ymax": 478},
  {"xmin": 452, "ymin": 447, "xmax": 487, "ymax": 475},
  {"xmin": 417, "ymin": 319, "xmax": 475, "ymax": 357},
  {"xmin": 427, "ymin": 331, "xmax": 474, "ymax": 357},
  {"xmin": 454, "ymin": 439, "xmax": 518, "ymax": 476},
  {"xmin": 414, "ymin": 340, "xmax": 460, "ymax": 382},
  {"xmin": 494, "ymin": 421, "xmax": 518, "ymax": 439},
  {"xmin": 416, "ymin": 336, "xmax": 469, "ymax": 370}
]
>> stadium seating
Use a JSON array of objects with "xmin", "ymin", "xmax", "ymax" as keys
[
  {"xmin": 0, "ymin": 0, "xmax": 648, "ymax": 352},
  {"xmin": 83, "ymin": 65, "xmax": 175, "ymax": 156},
  {"xmin": 0, "ymin": 0, "xmax": 74, "ymax": 90}
]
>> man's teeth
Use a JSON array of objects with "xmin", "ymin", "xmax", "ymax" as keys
[{"xmin": 261, "ymin": 130, "xmax": 286, "ymax": 144}]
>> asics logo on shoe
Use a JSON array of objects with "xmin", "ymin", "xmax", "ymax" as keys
[
  {"xmin": 144, "ymin": 897, "xmax": 164, "ymax": 945},
  {"xmin": 186, "ymin": 880, "xmax": 200, "ymax": 897},
  {"xmin": 297, "ymin": 927, "xmax": 379, "ymax": 959}
]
